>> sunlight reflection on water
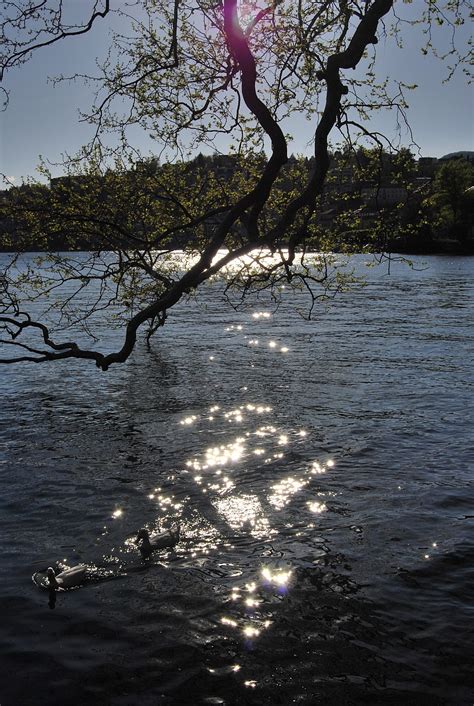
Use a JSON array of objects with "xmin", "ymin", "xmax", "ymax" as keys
[
  {"xmin": 176, "ymin": 397, "xmax": 334, "ymax": 571},
  {"xmin": 216, "ymin": 559, "xmax": 296, "ymax": 648},
  {"xmin": 215, "ymin": 494, "xmax": 272, "ymax": 537},
  {"xmin": 161, "ymin": 388, "xmax": 336, "ymax": 651},
  {"xmin": 4, "ymin": 254, "xmax": 474, "ymax": 705}
]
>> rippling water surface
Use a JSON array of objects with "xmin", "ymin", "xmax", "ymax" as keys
[{"xmin": 1, "ymin": 254, "xmax": 473, "ymax": 705}]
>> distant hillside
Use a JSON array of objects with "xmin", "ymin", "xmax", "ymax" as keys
[{"xmin": 440, "ymin": 151, "xmax": 474, "ymax": 161}]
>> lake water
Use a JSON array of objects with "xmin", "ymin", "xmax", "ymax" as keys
[{"xmin": 0, "ymin": 254, "xmax": 473, "ymax": 705}]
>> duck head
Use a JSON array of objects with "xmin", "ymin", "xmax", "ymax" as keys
[
  {"xmin": 136, "ymin": 528, "xmax": 149, "ymax": 543},
  {"xmin": 47, "ymin": 567, "xmax": 58, "ymax": 587}
]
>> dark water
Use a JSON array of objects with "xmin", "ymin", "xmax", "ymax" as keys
[{"xmin": 0, "ymin": 254, "xmax": 473, "ymax": 705}]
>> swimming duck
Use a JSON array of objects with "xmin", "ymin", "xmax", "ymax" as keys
[
  {"xmin": 47, "ymin": 565, "xmax": 87, "ymax": 590},
  {"xmin": 136, "ymin": 525, "xmax": 180, "ymax": 558}
]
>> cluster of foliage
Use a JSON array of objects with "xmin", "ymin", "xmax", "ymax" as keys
[
  {"xmin": 4, "ymin": 149, "xmax": 471, "ymax": 254},
  {"xmin": 425, "ymin": 159, "xmax": 474, "ymax": 242},
  {"xmin": 346, "ymin": 154, "xmax": 474, "ymax": 252},
  {"xmin": 0, "ymin": 0, "xmax": 471, "ymax": 369},
  {"xmin": 0, "ymin": 153, "xmax": 314, "ymax": 252}
]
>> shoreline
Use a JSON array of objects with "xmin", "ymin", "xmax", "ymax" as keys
[{"xmin": 1, "ymin": 245, "xmax": 473, "ymax": 256}]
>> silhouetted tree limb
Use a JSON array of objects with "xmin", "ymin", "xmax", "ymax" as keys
[
  {"xmin": 0, "ymin": 1, "xmax": 471, "ymax": 368},
  {"xmin": 1, "ymin": 1, "xmax": 110, "ymax": 81}
]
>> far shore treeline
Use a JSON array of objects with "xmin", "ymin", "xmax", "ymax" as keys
[{"xmin": 1, "ymin": 149, "xmax": 473, "ymax": 256}]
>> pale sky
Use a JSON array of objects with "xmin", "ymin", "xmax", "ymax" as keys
[{"xmin": 1, "ymin": 3, "xmax": 472, "ymax": 184}]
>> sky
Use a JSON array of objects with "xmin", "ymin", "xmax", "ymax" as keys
[{"xmin": 1, "ymin": 2, "xmax": 473, "ymax": 185}]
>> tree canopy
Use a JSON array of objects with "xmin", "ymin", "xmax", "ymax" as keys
[
  {"xmin": 0, "ymin": 0, "xmax": 471, "ymax": 369},
  {"xmin": 428, "ymin": 159, "xmax": 474, "ymax": 239}
]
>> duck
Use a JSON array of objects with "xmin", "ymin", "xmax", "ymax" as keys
[
  {"xmin": 47, "ymin": 565, "xmax": 87, "ymax": 590},
  {"xmin": 136, "ymin": 525, "xmax": 180, "ymax": 558}
]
